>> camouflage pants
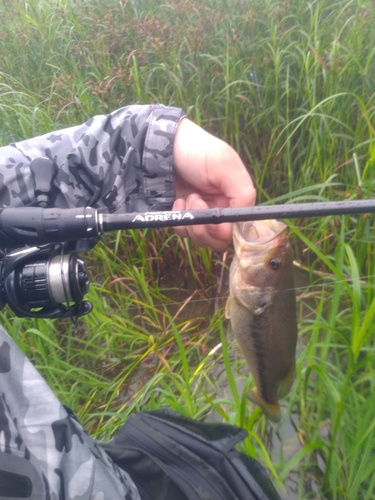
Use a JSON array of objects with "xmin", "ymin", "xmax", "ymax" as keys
[{"xmin": 0, "ymin": 325, "xmax": 140, "ymax": 500}]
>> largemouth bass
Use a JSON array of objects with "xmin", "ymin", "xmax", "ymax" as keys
[{"xmin": 225, "ymin": 220, "xmax": 297, "ymax": 422}]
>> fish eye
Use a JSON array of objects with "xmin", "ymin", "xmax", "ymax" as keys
[{"xmin": 269, "ymin": 258, "xmax": 282, "ymax": 270}]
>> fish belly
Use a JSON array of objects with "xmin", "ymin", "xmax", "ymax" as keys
[{"xmin": 229, "ymin": 294, "xmax": 296, "ymax": 421}]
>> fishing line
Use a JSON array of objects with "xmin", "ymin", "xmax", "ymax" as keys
[
  {"xmin": 113, "ymin": 273, "xmax": 375, "ymax": 315},
  {"xmin": 100, "ymin": 220, "xmax": 375, "ymax": 313}
]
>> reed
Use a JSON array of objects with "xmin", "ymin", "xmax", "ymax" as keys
[{"xmin": 1, "ymin": 0, "xmax": 375, "ymax": 497}]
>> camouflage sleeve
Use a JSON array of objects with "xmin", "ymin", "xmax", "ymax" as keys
[
  {"xmin": 0, "ymin": 104, "xmax": 186, "ymax": 212},
  {"xmin": 0, "ymin": 325, "xmax": 141, "ymax": 500}
]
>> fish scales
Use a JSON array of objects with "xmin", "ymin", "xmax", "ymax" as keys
[{"xmin": 225, "ymin": 220, "xmax": 298, "ymax": 422}]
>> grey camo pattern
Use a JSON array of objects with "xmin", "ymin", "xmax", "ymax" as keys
[
  {"xmin": 0, "ymin": 104, "xmax": 185, "ymax": 498},
  {"xmin": 0, "ymin": 325, "xmax": 140, "ymax": 500},
  {"xmin": 0, "ymin": 104, "xmax": 185, "ymax": 212}
]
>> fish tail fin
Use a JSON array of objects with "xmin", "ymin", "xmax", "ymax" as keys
[
  {"xmin": 277, "ymin": 362, "xmax": 296, "ymax": 400},
  {"xmin": 248, "ymin": 387, "xmax": 281, "ymax": 422}
]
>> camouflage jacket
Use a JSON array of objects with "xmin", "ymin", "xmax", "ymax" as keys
[
  {"xmin": 0, "ymin": 104, "xmax": 185, "ymax": 212},
  {"xmin": 0, "ymin": 104, "xmax": 185, "ymax": 500}
]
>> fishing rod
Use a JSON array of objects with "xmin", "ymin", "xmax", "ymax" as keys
[
  {"xmin": 102, "ymin": 198, "xmax": 375, "ymax": 231},
  {"xmin": 1, "ymin": 199, "xmax": 374, "ymax": 319},
  {"xmin": 1, "ymin": 199, "xmax": 375, "ymax": 247}
]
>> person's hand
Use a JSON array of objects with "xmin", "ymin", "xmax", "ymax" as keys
[{"xmin": 172, "ymin": 118, "xmax": 256, "ymax": 250}]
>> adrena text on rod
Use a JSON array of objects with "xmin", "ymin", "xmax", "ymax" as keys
[{"xmin": 131, "ymin": 211, "xmax": 195, "ymax": 222}]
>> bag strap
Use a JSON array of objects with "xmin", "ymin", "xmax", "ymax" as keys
[
  {"xmin": 124, "ymin": 413, "xmax": 240, "ymax": 500},
  {"xmin": 135, "ymin": 412, "xmax": 279, "ymax": 500},
  {"xmin": 146, "ymin": 409, "xmax": 248, "ymax": 452},
  {"xmin": 104, "ymin": 410, "xmax": 281, "ymax": 500}
]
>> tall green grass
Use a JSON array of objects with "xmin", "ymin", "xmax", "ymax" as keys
[{"xmin": 1, "ymin": 0, "xmax": 375, "ymax": 498}]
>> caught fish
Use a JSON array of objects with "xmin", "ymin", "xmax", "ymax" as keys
[{"xmin": 225, "ymin": 220, "xmax": 297, "ymax": 422}]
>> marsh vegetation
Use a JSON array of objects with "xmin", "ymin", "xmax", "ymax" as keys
[{"xmin": 1, "ymin": 0, "xmax": 375, "ymax": 498}]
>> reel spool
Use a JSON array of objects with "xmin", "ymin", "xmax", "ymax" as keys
[{"xmin": 0, "ymin": 246, "xmax": 92, "ymax": 319}]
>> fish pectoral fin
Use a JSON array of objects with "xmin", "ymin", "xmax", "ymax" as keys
[
  {"xmin": 234, "ymin": 288, "xmax": 275, "ymax": 315},
  {"xmin": 225, "ymin": 297, "xmax": 231, "ymax": 319},
  {"xmin": 248, "ymin": 387, "xmax": 281, "ymax": 422},
  {"xmin": 277, "ymin": 362, "xmax": 296, "ymax": 400},
  {"xmin": 253, "ymin": 301, "xmax": 268, "ymax": 315},
  {"xmin": 232, "ymin": 295, "xmax": 254, "ymax": 313}
]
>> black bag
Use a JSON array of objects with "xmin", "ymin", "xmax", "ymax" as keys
[{"xmin": 102, "ymin": 409, "xmax": 281, "ymax": 500}]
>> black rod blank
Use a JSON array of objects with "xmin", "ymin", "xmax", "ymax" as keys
[
  {"xmin": 1, "ymin": 200, "xmax": 374, "ymax": 248},
  {"xmin": 101, "ymin": 199, "xmax": 375, "ymax": 231}
]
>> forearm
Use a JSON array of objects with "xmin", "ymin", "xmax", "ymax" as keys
[{"xmin": 0, "ymin": 104, "xmax": 186, "ymax": 212}]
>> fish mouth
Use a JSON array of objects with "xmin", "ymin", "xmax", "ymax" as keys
[{"xmin": 235, "ymin": 220, "xmax": 287, "ymax": 246}]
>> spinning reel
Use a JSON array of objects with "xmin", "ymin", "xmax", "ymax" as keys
[
  {"xmin": 0, "ymin": 206, "xmax": 100, "ymax": 319},
  {"xmin": 0, "ymin": 244, "xmax": 91, "ymax": 319}
]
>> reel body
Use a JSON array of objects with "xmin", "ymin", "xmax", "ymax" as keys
[
  {"xmin": 0, "ymin": 245, "xmax": 92, "ymax": 319},
  {"xmin": 0, "ymin": 206, "xmax": 100, "ymax": 319}
]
